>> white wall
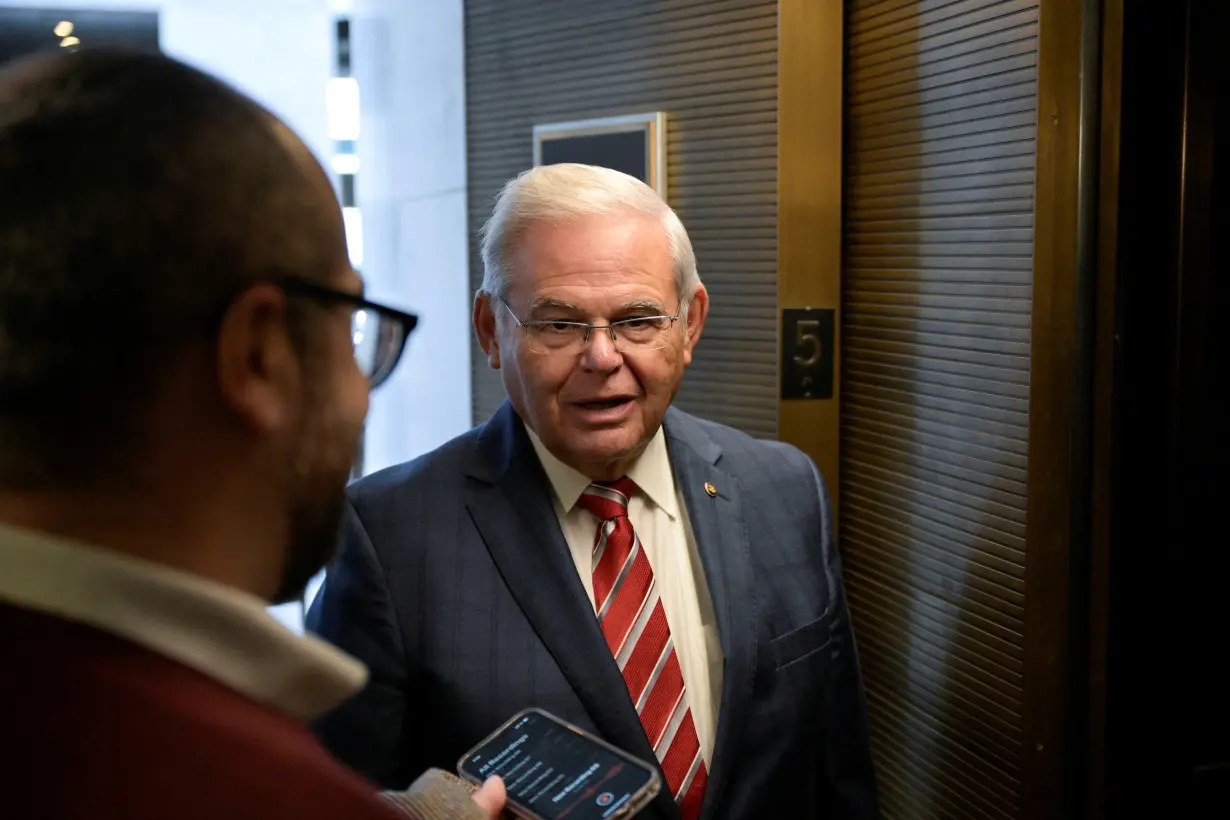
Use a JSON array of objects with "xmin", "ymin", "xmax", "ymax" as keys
[
  {"xmin": 349, "ymin": 0, "xmax": 471, "ymax": 475},
  {"xmin": 7, "ymin": 0, "xmax": 472, "ymax": 630}
]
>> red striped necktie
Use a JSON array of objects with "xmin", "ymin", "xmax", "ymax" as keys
[{"xmin": 578, "ymin": 478, "xmax": 707, "ymax": 819}]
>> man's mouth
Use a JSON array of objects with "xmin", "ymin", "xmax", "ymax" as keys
[{"xmin": 575, "ymin": 396, "xmax": 635, "ymax": 411}]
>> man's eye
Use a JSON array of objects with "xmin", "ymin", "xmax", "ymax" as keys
[
  {"xmin": 619, "ymin": 317, "xmax": 668, "ymax": 331},
  {"xmin": 539, "ymin": 321, "xmax": 577, "ymax": 333}
]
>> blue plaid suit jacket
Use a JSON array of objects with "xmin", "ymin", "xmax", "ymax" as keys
[{"xmin": 308, "ymin": 401, "xmax": 878, "ymax": 819}]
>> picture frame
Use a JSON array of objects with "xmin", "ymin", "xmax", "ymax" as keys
[{"xmin": 532, "ymin": 112, "xmax": 668, "ymax": 201}]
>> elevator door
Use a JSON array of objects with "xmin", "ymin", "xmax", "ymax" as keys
[{"xmin": 841, "ymin": 2, "xmax": 1040, "ymax": 818}]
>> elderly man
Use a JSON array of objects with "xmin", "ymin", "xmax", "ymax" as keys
[
  {"xmin": 309, "ymin": 163, "xmax": 879, "ymax": 818},
  {"xmin": 0, "ymin": 50, "xmax": 500, "ymax": 820}
]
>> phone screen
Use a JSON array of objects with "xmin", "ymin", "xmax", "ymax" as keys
[{"xmin": 458, "ymin": 709, "xmax": 659, "ymax": 819}]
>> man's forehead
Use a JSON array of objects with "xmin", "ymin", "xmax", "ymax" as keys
[{"xmin": 512, "ymin": 216, "xmax": 670, "ymax": 273}]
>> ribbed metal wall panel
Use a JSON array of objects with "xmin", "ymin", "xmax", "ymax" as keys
[
  {"xmin": 842, "ymin": 1, "xmax": 1039, "ymax": 818},
  {"xmin": 464, "ymin": 0, "xmax": 778, "ymax": 437}
]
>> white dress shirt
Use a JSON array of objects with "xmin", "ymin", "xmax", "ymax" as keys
[
  {"xmin": 526, "ymin": 424, "xmax": 724, "ymax": 765},
  {"xmin": 0, "ymin": 522, "xmax": 366, "ymax": 721}
]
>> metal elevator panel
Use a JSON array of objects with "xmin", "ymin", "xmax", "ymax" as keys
[{"xmin": 841, "ymin": 1, "xmax": 1040, "ymax": 817}]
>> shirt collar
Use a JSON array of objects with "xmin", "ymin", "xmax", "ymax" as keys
[
  {"xmin": 0, "ymin": 523, "xmax": 366, "ymax": 721},
  {"xmin": 524, "ymin": 422, "xmax": 680, "ymax": 519}
]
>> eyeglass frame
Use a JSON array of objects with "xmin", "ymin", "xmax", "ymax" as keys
[
  {"xmin": 499, "ymin": 299, "xmax": 682, "ymax": 353},
  {"xmin": 276, "ymin": 277, "xmax": 418, "ymax": 389}
]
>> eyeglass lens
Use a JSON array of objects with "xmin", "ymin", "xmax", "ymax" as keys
[{"xmin": 352, "ymin": 309, "xmax": 405, "ymax": 387}]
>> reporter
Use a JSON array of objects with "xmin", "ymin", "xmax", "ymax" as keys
[{"xmin": 0, "ymin": 49, "xmax": 500, "ymax": 820}]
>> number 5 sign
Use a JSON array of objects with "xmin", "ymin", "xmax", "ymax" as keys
[{"xmin": 780, "ymin": 308, "xmax": 835, "ymax": 400}]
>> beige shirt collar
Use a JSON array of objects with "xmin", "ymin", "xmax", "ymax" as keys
[
  {"xmin": 525, "ymin": 422, "xmax": 680, "ymax": 519},
  {"xmin": 0, "ymin": 523, "xmax": 366, "ymax": 721}
]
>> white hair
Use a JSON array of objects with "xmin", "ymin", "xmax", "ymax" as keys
[{"xmin": 478, "ymin": 163, "xmax": 700, "ymax": 319}]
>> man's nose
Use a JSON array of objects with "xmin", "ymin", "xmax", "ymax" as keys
[{"xmin": 582, "ymin": 326, "xmax": 623, "ymax": 370}]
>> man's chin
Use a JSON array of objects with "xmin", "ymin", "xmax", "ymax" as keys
[
  {"xmin": 575, "ymin": 425, "xmax": 639, "ymax": 450},
  {"xmin": 558, "ymin": 430, "xmax": 651, "ymax": 477}
]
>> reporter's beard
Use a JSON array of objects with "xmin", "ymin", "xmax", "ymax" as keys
[
  {"xmin": 271, "ymin": 395, "xmax": 362, "ymax": 606},
  {"xmin": 271, "ymin": 481, "xmax": 347, "ymax": 605}
]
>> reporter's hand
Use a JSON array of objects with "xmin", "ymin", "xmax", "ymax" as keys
[{"xmin": 471, "ymin": 776, "xmax": 506, "ymax": 818}]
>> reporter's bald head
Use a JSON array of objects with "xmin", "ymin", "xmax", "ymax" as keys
[{"xmin": 0, "ymin": 48, "xmax": 348, "ymax": 489}]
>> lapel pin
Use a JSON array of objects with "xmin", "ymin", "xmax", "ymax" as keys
[{"xmin": 704, "ymin": 482, "xmax": 717, "ymax": 497}]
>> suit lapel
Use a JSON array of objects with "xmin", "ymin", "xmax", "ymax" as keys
[
  {"xmin": 664, "ymin": 410, "xmax": 757, "ymax": 820},
  {"xmin": 463, "ymin": 404, "xmax": 669, "ymax": 799}
]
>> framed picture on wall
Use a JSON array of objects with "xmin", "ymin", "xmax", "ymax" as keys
[{"xmin": 532, "ymin": 112, "xmax": 667, "ymax": 201}]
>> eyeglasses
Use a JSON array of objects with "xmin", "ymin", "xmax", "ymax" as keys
[
  {"xmin": 502, "ymin": 300, "xmax": 680, "ymax": 356},
  {"xmin": 278, "ymin": 278, "xmax": 418, "ymax": 389}
]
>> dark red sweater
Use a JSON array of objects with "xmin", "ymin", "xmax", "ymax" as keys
[{"xmin": 1, "ymin": 601, "xmax": 405, "ymax": 819}]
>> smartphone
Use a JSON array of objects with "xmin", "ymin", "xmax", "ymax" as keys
[{"xmin": 457, "ymin": 707, "xmax": 661, "ymax": 819}]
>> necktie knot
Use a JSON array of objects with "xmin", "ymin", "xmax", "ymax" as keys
[{"xmin": 578, "ymin": 478, "xmax": 636, "ymax": 522}]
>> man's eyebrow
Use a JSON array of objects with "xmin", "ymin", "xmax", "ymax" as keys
[
  {"xmin": 528, "ymin": 297, "xmax": 583, "ymax": 313},
  {"xmin": 616, "ymin": 299, "xmax": 667, "ymax": 314}
]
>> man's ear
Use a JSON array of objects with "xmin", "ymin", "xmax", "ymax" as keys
[
  {"xmin": 681, "ymin": 285, "xmax": 709, "ymax": 367},
  {"xmin": 215, "ymin": 283, "xmax": 301, "ymax": 433},
  {"xmin": 473, "ymin": 292, "xmax": 502, "ymax": 370}
]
